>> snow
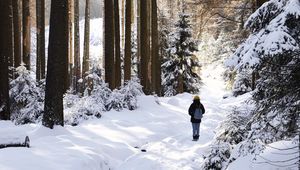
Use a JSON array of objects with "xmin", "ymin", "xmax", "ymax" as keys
[
  {"xmin": 1, "ymin": 60, "xmax": 297, "ymax": 169},
  {"xmin": 226, "ymin": 0, "xmax": 300, "ymax": 70},
  {"xmin": 0, "ymin": 62, "xmax": 233, "ymax": 170},
  {"xmin": 228, "ymin": 140, "xmax": 299, "ymax": 170}
]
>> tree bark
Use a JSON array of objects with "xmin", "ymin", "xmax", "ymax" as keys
[
  {"xmin": 74, "ymin": 0, "xmax": 81, "ymax": 93},
  {"xmin": 8, "ymin": 1, "xmax": 14, "ymax": 79},
  {"xmin": 124, "ymin": 0, "xmax": 132, "ymax": 82},
  {"xmin": 22, "ymin": 0, "xmax": 31, "ymax": 70},
  {"xmin": 140, "ymin": 0, "xmax": 151, "ymax": 94},
  {"xmin": 36, "ymin": 0, "xmax": 46, "ymax": 81},
  {"xmin": 151, "ymin": 0, "xmax": 161, "ymax": 96},
  {"xmin": 136, "ymin": 0, "xmax": 141, "ymax": 77},
  {"xmin": 104, "ymin": 0, "xmax": 115, "ymax": 89},
  {"xmin": 43, "ymin": 0, "xmax": 68, "ymax": 129},
  {"xmin": 68, "ymin": 0, "xmax": 74, "ymax": 90},
  {"xmin": 0, "ymin": 0, "xmax": 12, "ymax": 120},
  {"xmin": 114, "ymin": 0, "xmax": 121, "ymax": 88},
  {"xmin": 82, "ymin": 0, "xmax": 90, "ymax": 78},
  {"xmin": 13, "ymin": 0, "xmax": 21, "ymax": 69}
]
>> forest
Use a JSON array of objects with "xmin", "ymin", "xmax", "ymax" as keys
[{"xmin": 0, "ymin": 0, "xmax": 299, "ymax": 169}]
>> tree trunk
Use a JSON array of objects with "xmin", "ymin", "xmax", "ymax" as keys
[
  {"xmin": 0, "ymin": 0, "xmax": 12, "ymax": 120},
  {"xmin": 43, "ymin": 0, "xmax": 68, "ymax": 129},
  {"xmin": 13, "ymin": 0, "xmax": 21, "ymax": 69},
  {"xmin": 82, "ymin": 0, "xmax": 90, "ymax": 78},
  {"xmin": 36, "ymin": 0, "xmax": 46, "ymax": 81},
  {"xmin": 22, "ymin": 0, "xmax": 31, "ymax": 70},
  {"xmin": 136, "ymin": 0, "xmax": 141, "ymax": 77},
  {"xmin": 124, "ymin": 0, "xmax": 132, "ymax": 82},
  {"xmin": 140, "ymin": 0, "xmax": 151, "ymax": 94},
  {"xmin": 114, "ymin": 0, "xmax": 121, "ymax": 88},
  {"xmin": 68, "ymin": 0, "xmax": 74, "ymax": 90},
  {"xmin": 121, "ymin": 0, "xmax": 125, "ymax": 50},
  {"xmin": 151, "ymin": 0, "xmax": 160, "ymax": 96},
  {"xmin": 74, "ymin": 0, "xmax": 81, "ymax": 93},
  {"xmin": 104, "ymin": 0, "xmax": 115, "ymax": 89},
  {"xmin": 8, "ymin": 1, "xmax": 14, "ymax": 79}
]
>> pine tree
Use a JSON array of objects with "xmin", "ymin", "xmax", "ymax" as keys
[
  {"xmin": 36, "ymin": 0, "xmax": 46, "ymax": 81},
  {"xmin": 43, "ymin": 0, "xmax": 68, "ymax": 129},
  {"xmin": 12, "ymin": 0, "xmax": 21, "ymax": 69},
  {"xmin": 227, "ymin": 0, "xmax": 300, "ymax": 143},
  {"xmin": 162, "ymin": 12, "xmax": 201, "ymax": 96},
  {"xmin": 74, "ymin": 0, "xmax": 81, "ymax": 93},
  {"xmin": 22, "ymin": 0, "xmax": 31, "ymax": 70},
  {"xmin": 151, "ymin": 0, "xmax": 161, "ymax": 96},
  {"xmin": 124, "ymin": 0, "xmax": 132, "ymax": 82},
  {"xmin": 104, "ymin": 0, "xmax": 115, "ymax": 89},
  {"xmin": 114, "ymin": 0, "xmax": 121, "ymax": 88},
  {"xmin": 0, "ymin": 0, "xmax": 12, "ymax": 120},
  {"xmin": 82, "ymin": 0, "xmax": 90, "ymax": 78},
  {"xmin": 8, "ymin": 1, "xmax": 14, "ymax": 79},
  {"xmin": 140, "ymin": 0, "xmax": 151, "ymax": 94}
]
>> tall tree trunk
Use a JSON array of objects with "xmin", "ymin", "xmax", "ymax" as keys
[
  {"xmin": 114, "ymin": 0, "xmax": 121, "ymax": 88},
  {"xmin": 136, "ymin": 0, "xmax": 141, "ymax": 77},
  {"xmin": 104, "ymin": 0, "xmax": 115, "ymax": 89},
  {"xmin": 8, "ymin": 1, "xmax": 14, "ymax": 79},
  {"xmin": 13, "ymin": 0, "xmax": 21, "ymax": 69},
  {"xmin": 43, "ymin": 0, "xmax": 68, "ymax": 129},
  {"xmin": 124, "ymin": 0, "xmax": 131, "ymax": 82},
  {"xmin": 74, "ymin": 0, "xmax": 81, "ymax": 92},
  {"xmin": 121, "ymin": 0, "xmax": 125, "ymax": 50},
  {"xmin": 22, "ymin": 0, "xmax": 31, "ymax": 70},
  {"xmin": 68, "ymin": 0, "xmax": 74, "ymax": 90},
  {"xmin": 140, "ymin": 0, "xmax": 150, "ymax": 94},
  {"xmin": 151, "ymin": 0, "xmax": 160, "ymax": 96},
  {"xmin": 0, "ymin": 0, "xmax": 12, "ymax": 120},
  {"xmin": 82, "ymin": 0, "xmax": 90, "ymax": 78},
  {"xmin": 36, "ymin": 0, "xmax": 46, "ymax": 81}
]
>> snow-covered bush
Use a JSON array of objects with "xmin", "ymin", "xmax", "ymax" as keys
[
  {"xmin": 216, "ymin": 107, "xmax": 250, "ymax": 145},
  {"xmin": 202, "ymin": 106, "xmax": 252, "ymax": 169},
  {"xmin": 120, "ymin": 78, "xmax": 143, "ymax": 110},
  {"xmin": 201, "ymin": 142, "xmax": 232, "ymax": 170},
  {"xmin": 10, "ymin": 66, "xmax": 44, "ymax": 124},
  {"xmin": 64, "ymin": 71, "xmax": 110, "ymax": 126},
  {"xmin": 232, "ymin": 69, "xmax": 252, "ymax": 97},
  {"xmin": 64, "ymin": 73, "xmax": 144, "ymax": 125},
  {"xmin": 106, "ymin": 78, "xmax": 144, "ymax": 111},
  {"xmin": 105, "ymin": 89, "xmax": 124, "ymax": 111}
]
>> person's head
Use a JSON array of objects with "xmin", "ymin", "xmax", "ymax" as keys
[{"xmin": 193, "ymin": 95, "xmax": 200, "ymax": 103}]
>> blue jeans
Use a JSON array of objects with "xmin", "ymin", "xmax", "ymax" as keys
[{"xmin": 192, "ymin": 123, "xmax": 200, "ymax": 136}]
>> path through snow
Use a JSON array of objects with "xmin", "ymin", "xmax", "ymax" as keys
[
  {"xmin": 0, "ymin": 63, "xmax": 247, "ymax": 170},
  {"xmin": 116, "ymin": 63, "xmax": 242, "ymax": 170}
]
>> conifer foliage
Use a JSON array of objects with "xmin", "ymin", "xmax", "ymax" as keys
[
  {"xmin": 227, "ymin": 0, "xmax": 300, "ymax": 142},
  {"xmin": 10, "ymin": 66, "xmax": 44, "ymax": 125},
  {"xmin": 162, "ymin": 12, "xmax": 201, "ymax": 96}
]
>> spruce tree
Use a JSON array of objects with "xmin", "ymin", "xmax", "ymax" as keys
[
  {"xmin": 162, "ymin": 12, "xmax": 201, "ymax": 96},
  {"xmin": 43, "ymin": 0, "xmax": 68, "ymax": 129},
  {"xmin": 0, "ymin": 0, "xmax": 12, "ymax": 120},
  {"xmin": 227, "ymin": 0, "xmax": 300, "ymax": 143}
]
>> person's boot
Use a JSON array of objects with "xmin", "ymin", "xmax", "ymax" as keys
[
  {"xmin": 195, "ymin": 135, "xmax": 199, "ymax": 141},
  {"xmin": 193, "ymin": 135, "xmax": 197, "ymax": 141}
]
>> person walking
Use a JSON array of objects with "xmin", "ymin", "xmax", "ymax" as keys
[{"xmin": 188, "ymin": 95, "xmax": 205, "ymax": 141}]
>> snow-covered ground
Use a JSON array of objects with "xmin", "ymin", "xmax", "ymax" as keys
[
  {"xmin": 0, "ymin": 62, "xmax": 243, "ymax": 170},
  {"xmin": 1, "ymin": 61, "xmax": 298, "ymax": 169}
]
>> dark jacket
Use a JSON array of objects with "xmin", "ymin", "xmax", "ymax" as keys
[{"xmin": 188, "ymin": 100, "xmax": 205, "ymax": 123}]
